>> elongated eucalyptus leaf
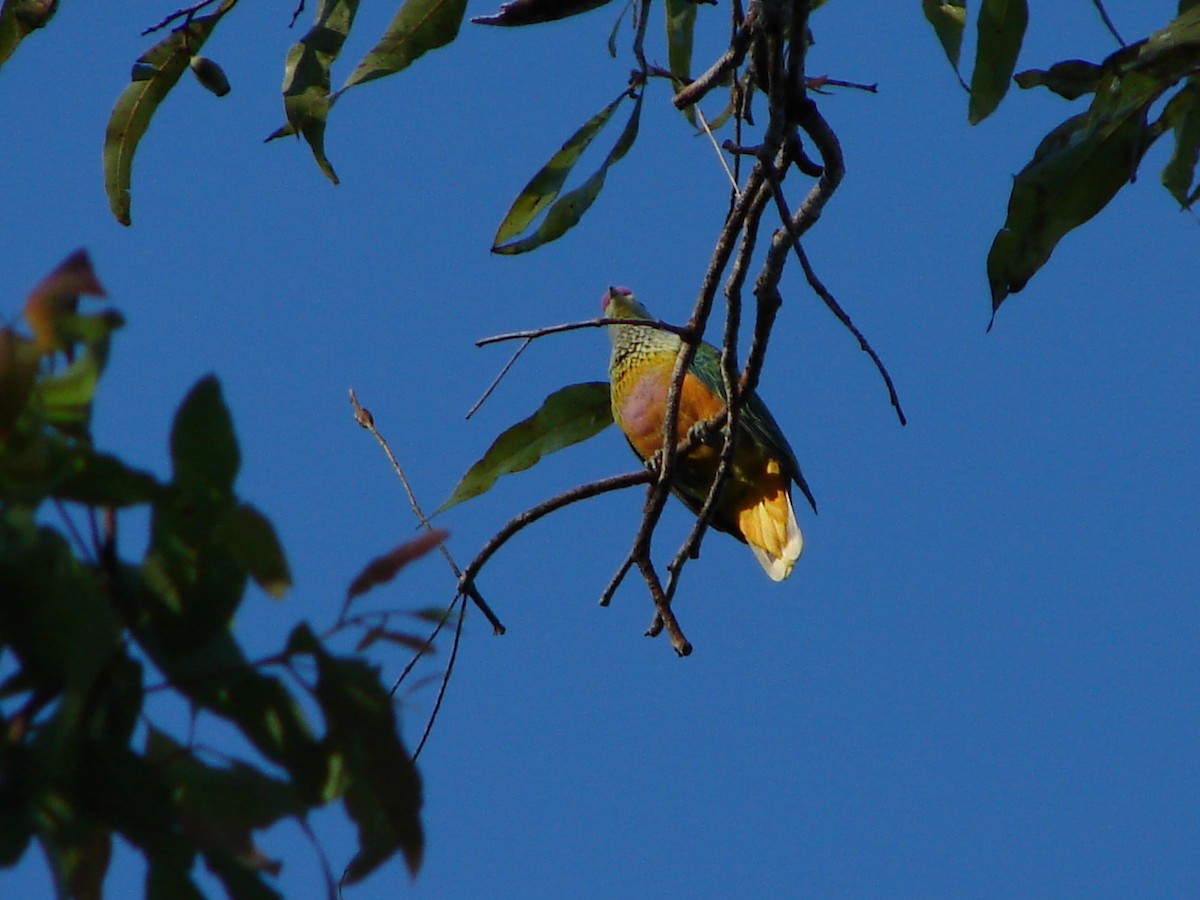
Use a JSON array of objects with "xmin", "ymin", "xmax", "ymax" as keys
[
  {"xmin": 103, "ymin": 8, "xmax": 231, "ymax": 225},
  {"xmin": 492, "ymin": 92, "xmax": 625, "ymax": 246},
  {"xmin": 494, "ymin": 91, "xmax": 643, "ymax": 254},
  {"xmin": 665, "ymin": 0, "xmax": 697, "ymax": 124},
  {"xmin": 265, "ymin": 0, "xmax": 361, "ymax": 185},
  {"xmin": 987, "ymin": 69, "xmax": 1167, "ymax": 317},
  {"xmin": 471, "ymin": 0, "xmax": 616, "ymax": 26},
  {"xmin": 437, "ymin": 381, "xmax": 613, "ymax": 513},
  {"xmin": 1162, "ymin": 82, "xmax": 1200, "ymax": 207},
  {"xmin": 341, "ymin": 0, "xmax": 467, "ymax": 91},
  {"xmin": 968, "ymin": 0, "xmax": 1027, "ymax": 124},
  {"xmin": 922, "ymin": 0, "xmax": 967, "ymax": 74}
]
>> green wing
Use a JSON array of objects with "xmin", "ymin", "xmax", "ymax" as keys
[{"xmin": 691, "ymin": 342, "xmax": 817, "ymax": 513}]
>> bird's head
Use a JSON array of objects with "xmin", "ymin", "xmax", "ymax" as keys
[{"xmin": 601, "ymin": 285, "xmax": 651, "ymax": 321}]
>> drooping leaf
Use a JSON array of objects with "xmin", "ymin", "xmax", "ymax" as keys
[
  {"xmin": 986, "ymin": 69, "xmax": 1167, "ymax": 318},
  {"xmin": 492, "ymin": 91, "xmax": 627, "ymax": 247},
  {"xmin": 214, "ymin": 503, "xmax": 292, "ymax": 598},
  {"xmin": 968, "ymin": 0, "xmax": 1028, "ymax": 124},
  {"xmin": 265, "ymin": 0, "xmax": 361, "ymax": 185},
  {"xmin": 1014, "ymin": 59, "xmax": 1103, "ymax": 101},
  {"xmin": 471, "ymin": 0, "xmax": 615, "ymax": 26},
  {"xmin": 665, "ymin": 0, "xmax": 697, "ymax": 125},
  {"xmin": 1161, "ymin": 82, "xmax": 1200, "ymax": 207},
  {"xmin": 922, "ymin": 0, "xmax": 967, "ymax": 75},
  {"xmin": 437, "ymin": 381, "xmax": 613, "ymax": 512},
  {"xmin": 0, "ymin": 0, "xmax": 57, "ymax": 72},
  {"xmin": 102, "ymin": 5, "xmax": 234, "ymax": 225},
  {"xmin": 493, "ymin": 91, "xmax": 643, "ymax": 254},
  {"xmin": 340, "ymin": 0, "xmax": 467, "ymax": 91},
  {"xmin": 347, "ymin": 530, "xmax": 448, "ymax": 601}
]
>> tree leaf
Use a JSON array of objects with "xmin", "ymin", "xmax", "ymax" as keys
[
  {"xmin": 987, "ymin": 68, "xmax": 1167, "ymax": 318},
  {"xmin": 1161, "ymin": 82, "xmax": 1200, "ymax": 207},
  {"xmin": 1014, "ymin": 59, "xmax": 1103, "ymax": 101},
  {"xmin": 471, "ymin": 0, "xmax": 616, "ymax": 26},
  {"xmin": 54, "ymin": 450, "xmax": 162, "ymax": 507},
  {"xmin": 170, "ymin": 375, "xmax": 239, "ymax": 498},
  {"xmin": 968, "ymin": 0, "xmax": 1028, "ymax": 124},
  {"xmin": 492, "ymin": 91, "xmax": 626, "ymax": 247},
  {"xmin": 214, "ymin": 503, "xmax": 293, "ymax": 599},
  {"xmin": 307, "ymin": 649, "xmax": 422, "ymax": 881},
  {"xmin": 102, "ymin": 7, "xmax": 233, "ymax": 225},
  {"xmin": 346, "ymin": 530, "xmax": 448, "ymax": 601},
  {"xmin": 922, "ymin": 0, "xmax": 967, "ymax": 74},
  {"xmin": 340, "ymin": 0, "xmax": 467, "ymax": 92},
  {"xmin": 266, "ymin": 0, "xmax": 361, "ymax": 185},
  {"xmin": 0, "ymin": 0, "xmax": 58, "ymax": 73},
  {"xmin": 665, "ymin": 0, "xmax": 697, "ymax": 125},
  {"xmin": 493, "ymin": 91, "xmax": 643, "ymax": 254},
  {"xmin": 437, "ymin": 381, "xmax": 613, "ymax": 513}
]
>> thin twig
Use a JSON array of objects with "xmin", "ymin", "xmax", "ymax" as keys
[
  {"xmin": 391, "ymin": 601, "xmax": 457, "ymax": 694},
  {"xmin": 349, "ymin": 390, "xmax": 505, "ymax": 634},
  {"xmin": 412, "ymin": 593, "xmax": 467, "ymax": 760},
  {"xmin": 476, "ymin": 316, "xmax": 690, "ymax": 347},
  {"xmin": 458, "ymin": 470, "xmax": 652, "ymax": 596},
  {"xmin": 765, "ymin": 172, "xmax": 907, "ymax": 426},
  {"xmin": 141, "ymin": 0, "xmax": 221, "ymax": 34},
  {"xmin": 288, "ymin": 0, "xmax": 306, "ymax": 28},
  {"xmin": 1091, "ymin": 0, "xmax": 1125, "ymax": 47},
  {"xmin": 466, "ymin": 337, "xmax": 531, "ymax": 419}
]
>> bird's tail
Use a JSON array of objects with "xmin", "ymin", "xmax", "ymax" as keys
[{"xmin": 737, "ymin": 460, "xmax": 803, "ymax": 581}]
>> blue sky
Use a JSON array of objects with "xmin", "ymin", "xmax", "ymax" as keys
[{"xmin": 3, "ymin": 2, "xmax": 1198, "ymax": 896}]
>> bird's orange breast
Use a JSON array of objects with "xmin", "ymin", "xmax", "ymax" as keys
[{"xmin": 613, "ymin": 362, "xmax": 726, "ymax": 462}]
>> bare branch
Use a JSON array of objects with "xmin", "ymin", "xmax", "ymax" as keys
[
  {"xmin": 141, "ymin": 0, "xmax": 223, "ymax": 35},
  {"xmin": 466, "ymin": 337, "xmax": 531, "ymax": 419},
  {"xmin": 1091, "ymin": 0, "xmax": 1125, "ymax": 47},
  {"xmin": 457, "ymin": 470, "xmax": 653, "ymax": 598},
  {"xmin": 673, "ymin": 15, "xmax": 756, "ymax": 110},
  {"xmin": 349, "ymin": 389, "xmax": 506, "ymax": 635},
  {"xmin": 475, "ymin": 316, "xmax": 691, "ymax": 348}
]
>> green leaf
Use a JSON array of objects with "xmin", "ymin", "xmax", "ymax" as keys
[
  {"xmin": 665, "ymin": 0, "xmax": 697, "ymax": 125},
  {"xmin": 54, "ymin": 450, "xmax": 162, "ymax": 507},
  {"xmin": 340, "ymin": 0, "xmax": 467, "ymax": 92},
  {"xmin": 1161, "ymin": 82, "xmax": 1200, "ymax": 207},
  {"xmin": 102, "ymin": 6, "xmax": 233, "ymax": 225},
  {"xmin": 0, "ymin": 0, "xmax": 58, "ymax": 73},
  {"xmin": 214, "ymin": 503, "xmax": 292, "ymax": 598},
  {"xmin": 922, "ymin": 0, "xmax": 967, "ymax": 74},
  {"xmin": 493, "ymin": 90, "xmax": 643, "ymax": 254},
  {"xmin": 170, "ymin": 375, "xmax": 239, "ymax": 498},
  {"xmin": 0, "ymin": 326, "xmax": 40, "ymax": 438},
  {"xmin": 266, "ymin": 0, "xmax": 361, "ymax": 185},
  {"xmin": 471, "ymin": 0, "xmax": 616, "ymax": 26},
  {"xmin": 303, "ymin": 645, "xmax": 422, "ymax": 880},
  {"xmin": 0, "ymin": 517, "xmax": 120, "ymax": 694},
  {"xmin": 968, "ymin": 0, "xmax": 1028, "ymax": 124},
  {"xmin": 492, "ymin": 91, "xmax": 626, "ymax": 247},
  {"xmin": 1014, "ymin": 59, "xmax": 1103, "ymax": 100},
  {"xmin": 437, "ymin": 381, "xmax": 613, "ymax": 512},
  {"xmin": 30, "ymin": 351, "xmax": 101, "ymax": 436},
  {"xmin": 987, "ymin": 68, "xmax": 1167, "ymax": 317}
]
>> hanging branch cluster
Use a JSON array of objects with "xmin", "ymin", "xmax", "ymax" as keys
[{"xmin": 436, "ymin": 0, "xmax": 904, "ymax": 656}]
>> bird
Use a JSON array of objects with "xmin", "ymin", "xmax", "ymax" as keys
[{"xmin": 602, "ymin": 285, "xmax": 815, "ymax": 580}]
